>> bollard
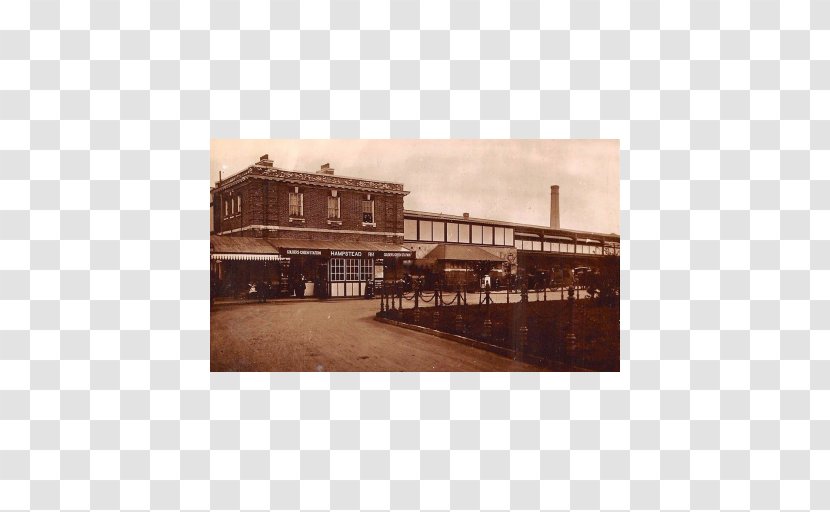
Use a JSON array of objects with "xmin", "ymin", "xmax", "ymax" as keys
[
  {"xmin": 455, "ymin": 312, "xmax": 464, "ymax": 334},
  {"xmin": 380, "ymin": 283, "xmax": 385, "ymax": 313},
  {"xmin": 433, "ymin": 309, "xmax": 440, "ymax": 330},
  {"xmin": 398, "ymin": 282, "xmax": 403, "ymax": 312}
]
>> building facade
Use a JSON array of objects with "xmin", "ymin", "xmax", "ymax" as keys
[
  {"xmin": 210, "ymin": 155, "xmax": 414, "ymax": 298},
  {"xmin": 402, "ymin": 186, "xmax": 620, "ymax": 289},
  {"xmin": 210, "ymin": 155, "xmax": 621, "ymax": 297}
]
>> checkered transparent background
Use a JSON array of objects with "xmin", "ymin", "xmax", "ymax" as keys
[{"xmin": 1, "ymin": 0, "xmax": 828, "ymax": 509}]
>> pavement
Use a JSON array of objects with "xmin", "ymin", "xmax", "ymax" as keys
[{"xmin": 210, "ymin": 298, "xmax": 542, "ymax": 372}]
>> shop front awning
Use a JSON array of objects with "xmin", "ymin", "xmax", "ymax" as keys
[
  {"xmin": 210, "ymin": 235, "xmax": 414, "ymax": 260},
  {"xmin": 210, "ymin": 236, "xmax": 286, "ymax": 261},
  {"xmin": 421, "ymin": 244, "xmax": 506, "ymax": 263},
  {"xmin": 266, "ymin": 238, "xmax": 415, "ymax": 259},
  {"xmin": 210, "ymin": 253, "xmax": 288, "ymax": 261}
]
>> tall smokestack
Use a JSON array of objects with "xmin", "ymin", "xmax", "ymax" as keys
[{"xmin": 550, "ymin": 185, "xmax": 560, "ymax": 229}]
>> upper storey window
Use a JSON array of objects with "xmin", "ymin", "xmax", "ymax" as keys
[
  {"xmin": 289, "ymin": 188, "xmax": 303, "ymax": 217},
  {"xmin": 327, "ymin": 191, "xmax": 341, "ymax": 219},
  {"xmin": 362, "ymin": 195, "xmax": 374, "ymax": 224}
]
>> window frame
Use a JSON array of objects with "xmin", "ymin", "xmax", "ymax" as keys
[
  {"xmin": 330, "ymin": 259, "xmax": 345, "ymax": 281},
  {"xmin": 432, "ymin": 221, "xmax": 445, "ymax": 242},
  {"xmin": 459, "ymin": 223, "xmax": 470, "ymax": 243},
  {"xmin": 471, "ymin": 224, "xmax": 483, "ymax": 244},
  {"xmin": 419, "ymin": 220, "xmax": 433, "ymax": 242},
  {"xmin": 404, "ymin": 218, "xmax": 418, "ymax": 240},
  {"xmin": 362, "ymin": 198, "xmax": 375, "ymax": 224},
  {"xmin": 327, "ymin": 195, "xmax": 341, "ymax": 219},
  {"xmin": 494, "ymin": 227, "xmax": 505, "ymax": 246},
  {"xmin": 482, "ymin": 225, "xmax": 493, "ymax": 245},
  {"xmin": 446, "ymin": 222, "xmax": 458, "ymax": 243},
  {"xmin": 289, "ymin": 190, "xmax": 304, "ymax": 218}
]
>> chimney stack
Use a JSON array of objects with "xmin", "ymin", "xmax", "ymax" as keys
[
  {"xmin": 463, "ymin": 212, "xmax": 470, "ymax": 219},
  {"xmin": 550, "ymin": 185, "xmax": 560, "ymax": 229},
  {"xmin": 318, "ymin": 163, "xmax": 334, "ymax": 175},
  {"xmin": 258, "ymin": 154, "xmax": 273, "ymax": 167}
]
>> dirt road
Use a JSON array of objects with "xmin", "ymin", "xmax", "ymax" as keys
[{"xmin": 210, "ymin": 299, "xmax": 541, "ymax": 372}]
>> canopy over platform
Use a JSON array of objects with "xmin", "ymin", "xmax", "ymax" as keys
[{"xmin": 421, "ymin": 244, "xmax": 506, "ymax": 263}]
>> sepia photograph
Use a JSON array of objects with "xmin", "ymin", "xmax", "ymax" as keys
[{"xmin": 210, "ymin": 140, "xmax": 620, "ymax": 372}]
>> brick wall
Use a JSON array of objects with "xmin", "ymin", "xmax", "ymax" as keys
[{"xmin": 214, "ymin": 178, "xmax": 405, "ymax": 244}]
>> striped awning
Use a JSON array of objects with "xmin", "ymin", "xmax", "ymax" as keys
[{"xmin": 210, "ymin": 253, "xmax": 287, "ymax": 261}]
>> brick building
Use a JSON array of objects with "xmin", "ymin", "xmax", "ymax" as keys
[{"xmin": 210, "ymin": 155, "xmax": 413, "ymax": 298}]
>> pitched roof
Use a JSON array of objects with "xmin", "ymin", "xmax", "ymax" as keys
[{"xmin": 422, "ymin": 244, "xmax": 506, "ymax": 262}]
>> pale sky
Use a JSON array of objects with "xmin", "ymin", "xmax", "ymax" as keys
[{"xmin": 210, "ymin": 140, "xmax": 620, "ymax": 234}]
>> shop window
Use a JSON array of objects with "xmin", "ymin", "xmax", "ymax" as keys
[
  {"xmin": 327, "ymin": 194, "xmax": 340, "ymax": 219},
  {"xmin": 432, "ymin": 221, "xmax": 445, "ymax": 242},
  {"xmin": 362, "ymin": 196, "xmax": 374, "ymax": 224},
  {"xmin": 289, "ymin": 189, "xmax": 303, "ymax": 217},
  {"xmin": 447, "ymin": 223, "xmax": 458, "ymax": 243},
  {"xmin": 494, "ymin": 227, "xmax": 505, "ymax": 245},
  {"xmin": 459, "ymin": 224, "xmax": 470, "ymax": 243},
  {"xmin": 483, "ymin": 226, "xmax": 493, "ymax": 244},
  {"xmin": 419, "ymin": 220, "xmax": 432, "ymax": 241},
  {"xmin": 505, "ymin": 228, "xmax": 513, "ymax": 246},
  {"xmin": 345, "ymin": 259, "xmax": 360, "ymax": 281},
  {"xmin": 404, "ymin": 219, "xmax": 418, "ymax": 240},
  {"xmin": 360, "ymin": 259, "xmax": 373, "ymax": 281},
  {"xmin": 330, "ymin": 259, "xmax": 345, "ymax": 281},
  {"xmin": 471, "ymin": 225, "xmax": 483, "ymax": 244}
]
